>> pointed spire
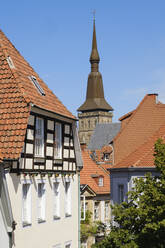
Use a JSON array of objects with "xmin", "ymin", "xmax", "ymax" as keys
[
  {"xmin": 90, "ymin": 19, "xmax": 100, "ymax": 66},
  {"xmin": 77, "ymin": 19, "xmax": 113, "ymax": 113}
]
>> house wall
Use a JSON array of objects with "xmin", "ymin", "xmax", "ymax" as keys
[
  {"xmin": 110, "ymin": 168, "xmax": 159, "ymax": 205},
  {"xmin": 0, "ymin": 208, "xmax": 9, "ymax": 248},
  {"xmin": 7, "ymin": 172, "xmax": 79, "ymax": 248}
]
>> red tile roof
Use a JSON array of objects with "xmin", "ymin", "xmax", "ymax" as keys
[
  {"xmin": 0, "ymin": 29, "xmax": 76, "ymax": 159},
  {"xmin": 113, "ymin": 94, "xmax": 165, "ymax": 169},
  {"xmin": 113, "ymin": 123, "xmax": 165, "ymax": 168},
  {"xmin": 114, "ymin": 94, "xmax": 165, "ymax": 165},
  {"xmin": 80, "ymin": 148, "xmax": 110, "ymax": 194}
]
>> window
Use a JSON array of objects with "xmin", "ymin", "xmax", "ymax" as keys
[
  {"xmin": 35, "ymin": 117, "xmax": 44, "ymax": 157},
  {"xmin": 98, "ymin": 176, "xmax": 104, "ymax": 187},
  {"xmin": 37, "ymin": 181, "xmax": 46, "ymax": 222},
  {"xmin": 29, "ymin": 76, "xmax": 45, "ymax": 96},
  {"xmin": 105, "ymin": 201, "xmax": 109, "ymax": 219},
  {"xmin": 88, "ymin": 120, "xmax": 90, "ymax": 128},
  {"xmin": 81, "ymin": 120, "xmax": 84, "ymax": 129},
  {"xmin": 22, "ymin": 182, "xmax": 31, "ymax": 226},
  {"xmin": 54, "ymin": 122, "xmax": 62, "ymax": 159},
  {"xmin": 94, "ymin": 201, "xmax": 100, "ymax": 220},
  {"xmin": 6, "ymin": 56, "xmax": 15, "ymax": 69},
  {"xmin": 103, "ymin": 153, "xmax": 110, "ymax": 161},
  {"xmin": 65, "ymin": 180, "xmax": 71, "ymax": 216},
  {"xmin": 53, "ymin": 181, "xmax": 60, "ymax": 219},
  {"xmin": 118, "ymin": 184, "xmax": 124, "ymax": 203}
]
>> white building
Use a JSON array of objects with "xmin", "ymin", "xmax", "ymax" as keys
[{"xmin": 0, "ymin": 29, "xmax": 83, "ymax": 248}]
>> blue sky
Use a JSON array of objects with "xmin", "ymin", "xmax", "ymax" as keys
[{"xmin": 1, "ymin": 0, "xmax": 165, "ymax": 121}]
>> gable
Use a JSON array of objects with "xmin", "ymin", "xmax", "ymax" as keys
[{"xmin": 114, "ymin": 94, "xmax": 165, "ymax": 165}]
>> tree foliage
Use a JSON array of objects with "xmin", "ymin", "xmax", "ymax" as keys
[
  {"xmin": 81, "ymin": 209, "xmax": 106, "ymax": 243},
  {"xmin": 92, "ymin": 139, "xmax": 165, "ymax": 248}
]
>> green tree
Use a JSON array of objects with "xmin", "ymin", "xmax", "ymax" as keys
[
  {"xmin": 92, "ymin": 139, "xmax": 165, "ymax": 248},
  {"xmin": 81, "ymin": 209, "xmax": 106, "ymax": 244}
]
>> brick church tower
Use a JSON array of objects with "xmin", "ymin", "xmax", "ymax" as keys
[{"xmin": 77, "ymin": 20, "xmax": 113, "ymax": 145}]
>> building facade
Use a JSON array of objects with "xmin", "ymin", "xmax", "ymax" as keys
[
  {"xmin": 77, "ymin": 20, "xmax": 113, "ymax": 145},
  {"xmin": 0, "ymin": 29, "xmax": 83, "ymax": 248},
  {"xmin": 110, "ymin": 94, "xmax": 165, "ymax": 206}
]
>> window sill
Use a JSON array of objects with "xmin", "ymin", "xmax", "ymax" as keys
[
  {"xmin": 53, "ymin": 216, "xmax": 61, "ymax": 220},
  {"xmin": 22, "ymin": 222, "xmax": 32, "ymax": 227},
  {"xmin": 38, "ymin": 219, "xmax": 46, "ymax": 224},
  {"xmin": 65, "ymin": 213, "xmax": 72, "ymax": 218}
]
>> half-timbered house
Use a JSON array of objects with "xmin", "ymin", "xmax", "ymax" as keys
[{"xmin": 0, "ymin": 29, "xmax": 83, "ymax": 248}]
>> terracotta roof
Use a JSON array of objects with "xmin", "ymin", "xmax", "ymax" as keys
[
  {"xmin": 113, "ymin": 123, "xmax": 165, "ymax": 169},
  {"xmin": 80, "ymin": 148, "xmax": 110, "ymax": 194},
  {"xmin": 0, "ymin": 29, "xmax": 75, "ymax": 159},
  {"xmin": 114, "ymin": 94, "xmax": 165, "ymax": 165}
]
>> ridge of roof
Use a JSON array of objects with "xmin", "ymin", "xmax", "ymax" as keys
[
  {"xmin": 119, "ymin": 109, "xmax": 135, "ymax": 121},
  {"xmin": 114, "ymin": 94, "xmax": 157, "ymax": 143}
]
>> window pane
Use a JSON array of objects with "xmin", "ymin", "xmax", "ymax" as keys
[
  {"xmin": 35, "ymin": 117, "xmax": 44, "ymax": 157},
  {"xmin": 55, "ymin": 123, "xmax": 62, "ymax": 159},
  {"xmin": 118, "ymin": 184, "xmax": 124, "ymax": 203}
]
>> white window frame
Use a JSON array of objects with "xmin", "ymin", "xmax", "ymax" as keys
[
  {"xmin": 65, "ymin": 179, "xmax": 71, "ymax": 217},
  {"xmin": 98, "ymin": 176, "xmax": 104, "ymax": 187},
  {"xmin": 94, "ymin": 201, "xmax": 100, "ymax": 220},
  {"xmin": 35, "ymin": 117, "xmax": 44, "ymax": 157},
  {"xmin": 54, "ymin": 122, "xmax": 62, "ymax": 159},
  {"xmin": 22, "ymin": 179, "xmax": 32, "ymax": 226},
  {"xmin": 53, "ymin": 178, "xmax": 61, "ymax": 219},
  {"xmin": 37, "ymin": 180, "xmax": 46, "ymax": 222}
]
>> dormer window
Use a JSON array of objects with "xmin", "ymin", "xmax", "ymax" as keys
[
  {"xmin": 6, "ymin": 56, "xmax": 15, "ymax": 69},
  {"xmin": 98, "ymin": 176, "xmax": 104, "ymax": 187},
  {"xmin": 103, "ymin": 153, "xmax": 110, "ymax": 161},
  {"xmin": 29, "ymin": 76, "xmax": 45, "ymax": 96}
]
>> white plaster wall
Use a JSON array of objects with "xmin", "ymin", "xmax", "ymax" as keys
[
  {"xmin": 6, "ymin": 173, "xmax": 79, "ymax": 248},
  {"xmin": 0, "ymin": 208, "xmax": 9, "ymax": 248}
]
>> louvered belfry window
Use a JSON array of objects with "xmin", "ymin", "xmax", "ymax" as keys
[
  {"xmin": 54, "ymin": 122, "xmax": 62, "ymax": 159},
  {"xmin": 35, "ymin": 117, "xmax": 44, "ymax": 157}
]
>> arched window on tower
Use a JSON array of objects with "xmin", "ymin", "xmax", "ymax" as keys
[
  {"xmin": 88, "ymin": 120, "xmax": 90, "ymax": 128},
  {"xmin": 81, "ymin": 120, "xmax": 84, "ymax": 129}
]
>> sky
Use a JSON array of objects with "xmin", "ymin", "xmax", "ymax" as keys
[{"xmin": 1, "ymin": 0, "xmax": 165, "ymax": 121}]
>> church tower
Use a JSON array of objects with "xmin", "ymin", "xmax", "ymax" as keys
[{"xmin": 77, "ymin": 20, "xmax": 113, "ymax": 145}]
